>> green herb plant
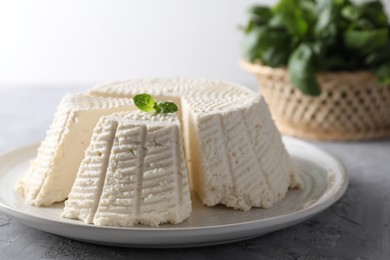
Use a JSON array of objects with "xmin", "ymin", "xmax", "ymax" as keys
[
  {"xmin": 133, "ymin": 94, "xmax": 178, "ymax": 114},
  {"xmin": 242, "ymin": 0, "xmax": 390, "ymax": 96}
]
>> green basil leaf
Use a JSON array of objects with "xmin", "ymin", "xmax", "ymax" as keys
[
  {"xmin": 268, "ymin": 13, "xmax": 285, "ymax": 29},
  {"xmin": 288, "ymin": 43, "xmax": 321, "ymax": 96},
  {"xmin": 272, "ymin": 0, "xmax": 309, "ymax": 38},
  {"xmin": 315, "ymin": 0, "xmax": 349, "ymax": 44},
  {"xmin": 242, "ymin": 26, "xmax": 292, "ymax": 66},
  {"xmin": 133, "ymin": 94, "xmax": 156, "ymax": 112},
  {"xmin": 287, "ymin": 15, "xmax": 309, "ymax": 38},
  {"xmin": 256, "ymin": 28, "xmax": 292, "ymax": 67},
  {"xmin": 344, "ymin": 28, "xmax": 388, "ymax": 55},
  {"xmin": 155, "ymin": 101, "xmax": 179, "ymax": 114},
  {"xmin": 361, "ymin": 1, "xmax": 388, "ymax": 27},
  {"xmin": 315, "ymin": 0, "xmax": 337, "ymax": 35},
  {"xmin": 261, "ymin": 44, "xmax": 291, "ymax": 67},
  {"xmin": 353, "ymin": 19, "xmax": 375, "ymax": 30},
  {"xmin": 242, "ymin": 27, "xmax": 265, "ymax": 62},
  {"xmin": 244, "ymin": 20, "xmax": 255, "ymax": 33},
  {"xmin": 341, "ymin": 5, "xmax": 363, "ymax": 21},
  {"xmin": 248, "ymin": 6, "xmax": 272, "ymax": 25},
  {"xmin": 299, "ymin": 0, "xmax": 317, "ymax": 20}
]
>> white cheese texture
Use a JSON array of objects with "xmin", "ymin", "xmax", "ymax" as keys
[
  {"xmin": 15, "ymin": 94, "xmax": 134, "ymax": 206},
  {"xmin": 17, "ymin": 77, "xmax": 302, "ymax": 219},
  {"xmin": 89, "ymin": 78, "xmax": 303, "ymax": 210},
  {"xmin": 62, "ymin": 111, "xmax": 191, "ymax": 227}
]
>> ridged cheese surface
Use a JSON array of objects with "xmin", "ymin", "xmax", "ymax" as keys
[
  {"xmin": 89, "ymin": 78, "xmax": 303, "ymax": 210},
  {"xmin": 191, "ymin": 97, "xmax": 294, "ymax": 209},
  {"xmin": 89, "ymin": 78, "xmax": 253, "ymax": 99},
  {"xmin": 62, "ymin": 111, "xmax": 191, "ymax": 227},
  {"xmin": 15, "ymin": 94, "xmax": 134, "ymax": 206}
]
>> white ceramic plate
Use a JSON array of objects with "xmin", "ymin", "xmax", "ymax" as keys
[{"xmin": 0, "ymin": 137, "xmax": 348, "ymax": 248}]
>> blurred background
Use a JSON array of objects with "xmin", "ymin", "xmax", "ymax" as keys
[{"xmin": 0, "ymin": 0, "xmax": 389, "ymax": 89}]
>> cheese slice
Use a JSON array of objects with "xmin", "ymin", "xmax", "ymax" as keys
[
  {"xmin": 15, "ymin": 94, "xmax": 134, "ymax": 206},
  {"xmin": 62, "ymin": 111, "xmax": 191, "ymax": 227}
]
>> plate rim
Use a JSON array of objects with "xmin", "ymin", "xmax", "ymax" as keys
[{"xmin": 0, "ymin": 137, "xmax": 348, "ymax": 244}]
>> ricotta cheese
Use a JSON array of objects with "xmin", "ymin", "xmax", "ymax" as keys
[
  {"xmin": 62, "ymin": 111, "xmax": 191, "ymax": 227},
  {"xmin": 16, "ymin": 94, "xmax": 134, "ymax": 206},
  {"xmin": 17, "ymin": 77, "xmax": 303, "ymax": 214}
]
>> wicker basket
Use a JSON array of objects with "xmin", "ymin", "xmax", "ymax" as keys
[{"xmin": 241, "ymin": 60, "xmax": 390, "ymax": 141}]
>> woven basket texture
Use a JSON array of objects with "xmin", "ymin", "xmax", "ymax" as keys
[{"xmin": 241, "ymin": 60, "xmax": 390, "ymax": 141}]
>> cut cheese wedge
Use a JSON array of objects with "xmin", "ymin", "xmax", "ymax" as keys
[
  {"xmin": 62, "ymin": 111, "xmax": 191, "ymax": 227},
  {"xmin": 15, "ymin": 94, "xmax": 134, "ymax": 206},
  {"xmin": 186, "ymin": 96, "xmax": 299, "ymax": 210}
]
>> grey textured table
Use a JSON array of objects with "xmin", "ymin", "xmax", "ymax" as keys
[{"xmin": 0, "ymin": 87, "xmax": 389, "ymax": 259}]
